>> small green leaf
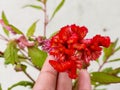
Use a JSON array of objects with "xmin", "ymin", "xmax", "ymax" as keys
[
  {"xmin": 114, "ymin": 46, "xmax": 120, "ymax": 53},
  {"xmin": 1, "ymin": 11, "xmax": 9, "ymax": 36},
  {"xmin": 0, "ymin": 84, "xmax": 2, "ymax": 90},
  {"xmin": 91, "ymin": 72, "xmax": 120, "ymax": 84},
  {"xmin": 108, "ymin": 58, "xmax": 120, "ymax": 62},
  {"xmin": 9, "ymin": 24, "xmax": 23, "ymax": 34},
  {"xmin": 94, "ymin": 89, "xmax": 106, "ymax": 90},
  {"xmin": 37, "ymin": 0, "xmax": 41, "ymax": 1},
  {"xmin": 4, "ymin": 40, "xmax": 19, "ymax": 65},
  {"xmin": 8, "ymin": 81, "xmax": 33, "ymax": 90},
  {"xmin": 26, "ymin": 21, "xmax": 38, "ymax": 37},
  {"xmin": 50, "ymin": 0, "xmax": 65, "ymax": 20},
  {"xmin": 108, "ymin": 67, "xmax": 120, "ymax": 75},
  {"xmin": 28, "ymin": 46, "xmax": 47, "ymax": 68},
  {"xmin": 23, "ymin": 5, "xmax": 43, "ymax": 10},
  {"xmin": 103, "ymin": 42, "xmax": 115, "ymax": 61},
  {"xmin": 2, "ymin": 11, "xmax": 9, "ymax": 25},
  {"xmin": 102, "ymin": 67, "xmax": 113, "ymax": 73},
  {"xmin": 3, "ymin": 27, "xmax": 9, "ymax": 36}
]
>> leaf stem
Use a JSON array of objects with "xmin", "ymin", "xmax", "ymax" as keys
[
  {"xmin": 43, "ymin": 1, "xmax": 49, "ymax": 38},
  {"xmin": 98, "ymin": 56, "xmax": 110, "ymax": 71},
  {"xmin": 23, "ymin": 71, "xmax": 35, "ymax": 83},
  {"xmin": 0, "ymin": 34, "xmax": 9, "ymax": 41},
  {"xmin": 98, "ymin": 60, "xmax": 108, "ymax": 71}
]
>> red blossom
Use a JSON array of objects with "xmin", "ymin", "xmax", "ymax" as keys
[{"xmin": 46, "ymin": 24, "xmax": 111, "ymax": 79}]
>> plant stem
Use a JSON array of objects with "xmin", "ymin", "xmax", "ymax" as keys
[
  {"xmin": 43, "ymin": 2, "xmax": 48, "ymax": 37},
  {"xmin": 98, "ymin": 60, "xmax": 107, "ymax": 71},
  {"xmin": 98, "ymin": 56, "xmax": 110, "ymax": 71},
  {"xmin": 0, "ymin": 34, "xmax": 9, "ymax": 41},
  {"xmin": 23, "ymin": 71, "xmax": 35, "ymax": 83}
]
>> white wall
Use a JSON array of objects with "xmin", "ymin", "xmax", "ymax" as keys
[{"xmin": 0, "ymin": 0, "xmax": 120, "ymax": 90}]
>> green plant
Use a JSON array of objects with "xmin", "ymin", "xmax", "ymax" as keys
[{"xmin": 0, "ymin": 0, "xmax": 120, "ymax": 90}]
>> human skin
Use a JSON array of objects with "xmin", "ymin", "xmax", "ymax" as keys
[{"xmin": 33, "ymin": 55, "xmax": 91, "ymax": 90}]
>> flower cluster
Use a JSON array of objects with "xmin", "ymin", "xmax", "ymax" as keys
[{"xmin": 46, "ymin": 24, "xmax": 110, "ymax": 79}]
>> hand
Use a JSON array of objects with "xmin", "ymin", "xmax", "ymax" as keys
[{"xmin": 33, "ymin": 55, "xmax": 91, "ymax": 90}]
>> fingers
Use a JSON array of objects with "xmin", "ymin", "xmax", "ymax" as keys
[
  {"xmin": 56, "ymin": 72, "xmax": 72, "ymax": 90},
  {"xmin": 78, "ymin": 69, "xmax": 91, "ymax": 90},
  {"xmin": 33, "ymin": 55, "xmax": 58, "ymax": 90}
]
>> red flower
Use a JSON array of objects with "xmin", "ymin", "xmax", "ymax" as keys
[{"xmin": 46, "ymin": 24, "xmax": 111, "ymax": 79}]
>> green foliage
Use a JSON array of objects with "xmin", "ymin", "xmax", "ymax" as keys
[
  {"xmin": 107, "ymin": 67, "xmax": 120, "ymax": 75},
  {"xmin": 91, "ymin": 72, "xmax": 120, "ymax": 84},
  {"xmin": 103, "ymin": 38, "xmax": 119, "ymax": 61},
  {"xmin": 1, "ymin": 11, "xmax": 9, "ymax": 36},
  {"xmin": 102, "ymin": 67, "xmax": 113, "ymax": 73},
  {"xmin": 28, "ymin": 46, "xmax": 47, "ymax": 69},
  {"xmin": 103, "ymin": 43, "xmax": 114, "ymax": 61},
  {"xmin": 26, "ymin": 20, "xmax": 38, "ymax": 37},
  {"xmin": 0, "ymin": 84, "xmax": 2, "ymax": 90},
  {"xmin": 2, "ymin": 11, "xmax": 9, "ymax": 25},
  {"xmin": 8, "ymin": 81, "xmax": 33, "ymax": 90},
  {"xmin": 1, "ymin": 1, "xmax": 120, "ymax": 90},
  {"xmin": 4, "ymin": 40, "xmax": 19, "ymax": 65},
  {"xmin": 108, "ymin": 58, "xmax": 120, "ymax": 62},
  {"xmin": 9, "ymin": 24, "xmax": 23, "ymax": 34},
  {"xmin": 23, "ymin": 5, "xmax": 43, "ymax": 10},
  {"xmin": 50, "ymin": 0, "xmax": 65, "ymax": 20}
]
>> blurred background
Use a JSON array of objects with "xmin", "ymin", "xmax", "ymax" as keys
[{"xmin": 0, "ymin": 0, "xmax": 120, "ymax": 90}]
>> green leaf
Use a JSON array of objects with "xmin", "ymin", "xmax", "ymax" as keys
[
  {"xmin": 9, "ymin": 24, "xmax": 23, "ymax": 34},
  {"xmin": 1, "ymin": 11, "xmax": 9, "ymax": 36},
  {"xmin": 114, "ymin": 46, "xmax": 120, "ymax": 53},
  {"xmin": 50, "ymin": 0, "xmax": 65, "ymax": 20},
  {"xmin": 2, "ymin": 11, "xmax": 9, "ymax": 25},
  {"xmin": 102, "ymin": 67, "xmax": 113, "ymax": 73},
  {"xmin": 108, "ymin": 58, "xmax": 120, "ymax": 62},
  {"xmin": 37, "ymin": 0, "xmax": 41, "ymax": 1},
  {"xmin": 4, "ymin": 40, "xmax": 19, "ymax": 65},
  {"xmin": 28, "ymin": 46, "xmax": 47, "ymax": 68},
  {"xmin": 26, "ymin": 21, "xmax": 38, "ymax": 37},
  {"xmin": 94, "ymin": 89, "xmax": 106, "ymax": 90},
  {"xmin": 102, "ymin": 67, "xmax": 120, "ymax": 76},
  {"xmin": 3, "ymin": 27, "xmax": 9, "ymax": 36},
  {"xmin": 108, "ymin": 67, "xmax": 120, "ymax": 75},
  {"xmin": 103, "ymin": 42, "xmax": 115, "ymax": 61},
  {"xmin": 8, "ymin": 81, "xmax": 33, "ymax": 90},
  {"xmin": 0, "ymin": 84, "xmax": 2, "ymax": 90},
  {"xmin": 91, "ymin": 72, "xmax": 120, "ymax": 84},
  {"xmin": 23, "ymin": 5, "xmax": 43, "ymax": 10}
]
